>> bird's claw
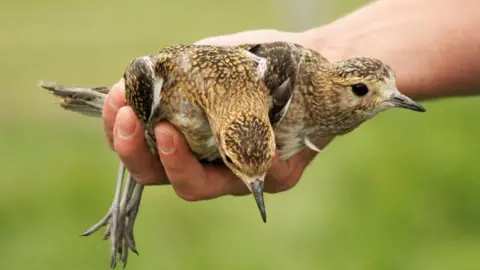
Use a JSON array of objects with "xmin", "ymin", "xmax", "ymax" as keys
[{"xmin": 80, "ymin": 162, "xmax": 143, "ymax": 268}]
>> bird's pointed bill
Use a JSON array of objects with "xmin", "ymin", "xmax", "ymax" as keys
[
  {"xmin": 388, "ymin": 92, "xmax": 426, "ymax": 112},
  {"xmin": 250, "ymin": 180, "xmax": 266, "ymax": 223}
]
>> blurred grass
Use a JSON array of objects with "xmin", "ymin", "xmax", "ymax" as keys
[{"xmin": 1, "ymin": 0, "xmax": 480, "ymax": 269}]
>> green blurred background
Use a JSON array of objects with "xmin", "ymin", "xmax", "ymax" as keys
[{"xmin": 1, "ymin": 0, "xmax": 480, "ymax": 269}]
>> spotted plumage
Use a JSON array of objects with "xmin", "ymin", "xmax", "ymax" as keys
[
  {"xmin": 123, "ymin": 45, "xmax": 275, "ymax": 164},
  {"xmin": 223, "ymin": 114, "xmax": 273, "ymax": 176},
  {"xmin": 235, "ymin": 41, "xmax": 425, "ymax": 160},
  {"xmin": 331, "ymin": 57, "xmax": 394, "ymax": 81}
]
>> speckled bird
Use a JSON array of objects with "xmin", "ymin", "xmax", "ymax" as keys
[
  {"xmin": 39, "ymin": 41, "xmax": 425, "ymax": 269},
  {"xmin": 233, "ymin": 42, "xmax": 425, "ymax": 160},
  {"xmin": 39, "ymin": 44, "xmax": 293, "ymax": 268}
]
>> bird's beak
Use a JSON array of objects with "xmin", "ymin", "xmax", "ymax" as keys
[
  {"xmin": 249, "ymin": 180, "xmax": 266, "ymax": 223},
  {"xmin": 387, "ymin": 92, "xmax": 426, "ymax": 112}
]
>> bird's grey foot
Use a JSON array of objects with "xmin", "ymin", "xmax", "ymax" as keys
[
  {"xmin": 79, "ymin": 162, "xmax": 143, "ymax": 269},
  {"xmin": 80, "ymin": 162, "xmax": 126, "ymax": 237},
  {"xmin": 125, "ymin": 184, "xmax": 144, "ymax": 254},
  {"xmin": 114, "ymin": 173, "xmax": 141, "ymax": 268},
  {"xmin": 116, "ymin": 182, "xmax": 144, "ymax": 268}
]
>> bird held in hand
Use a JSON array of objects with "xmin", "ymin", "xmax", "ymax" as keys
[
  {"xmin": 233, "ymin": 42, "xmax": 426, "ymax": 160},
  {"xmin": 39, "ymin": 41, "xmax": 425, "ymax": 269},
  {"xmin": 39, "ymin": 44, "xmax": 293, "ymax": 268}
]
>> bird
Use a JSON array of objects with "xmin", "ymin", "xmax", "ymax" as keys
[
  {"xmin": 232, "ymin": 42, "xmax": 426, "ymax": 160},
  {"xmin": 39, "ymin": 41, "xmax": 426, "ymax": 268},
  {"xmin": 39, "ymin": 43, "xmax": 294, "ymax": 268}
]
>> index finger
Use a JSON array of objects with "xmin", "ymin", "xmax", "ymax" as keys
[{"xmin": 102, "ymin": 79, "xmax": 126, "ymax": 149}]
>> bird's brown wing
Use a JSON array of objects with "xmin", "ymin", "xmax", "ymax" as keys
[{"xmin": 234, "ymin": 42, "xmax": 302, "ymax": 128}]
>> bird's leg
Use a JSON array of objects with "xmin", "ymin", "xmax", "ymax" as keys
[
  {"xmin": 79, "ymin": 161, "xmax": 140, "ymax": 269},
  {"xmin": 109, "ymin": 171, "xmax": 132, "ymax": 268},
  {"xmin": 113, "ymin": 173, "xmax": 146, "ymax": 268},
  {"xmin": 81, "ymin": 162, "xmax": 126, "ymax": 237},
  {"xmin": 117, "ymin": 180, "xmax": 144, "ymax": 268},
  {"xmin": 80, "ymin": 125, "xmax": 148, "ymax": 268},
  {"xmin": 125, "ymin": 184, "xmax": 144, "ymax": 253},
  {"xmin": 103, "ymin": 171, "xmax": 136, "ymax": 241},
  {"xmin": 116, "ymin": 173, "xmax": 138, "ymax": 268}
]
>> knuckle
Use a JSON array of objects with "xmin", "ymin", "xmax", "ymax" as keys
[
  {"xmin": 229, "ymin": 189, "xmax": 250, "ymax": 196},
  {"xmin": 266, "ymin": 177, "xmax": 300, "ymax": 194},
  {"xmin": 134, "ymin": 174, "xmax": 158, "ymax": 186},
  {"xmin": 129, "ymin": 161, "xmax": 168, "ymax": 186},
  {"xmin": 102, "ymin": 109, "xmax": 116, "ymax": 149},
  {"xmin": 175, "ymin": 188, "xmax": 203, "ymax": 202},
  {"xmin": 104, "ymin": 128, "xmax": 115, "ymax": 150},
  {"xmin": 283, "ymin": 178, "xmax": 300, "ymax": 191},
  {"xmin": 162, "ymin": 163, "xmax": 185, "ymax": 176},
  {"xmin": 101, "ymin": 108, "xmax": 114, "ymax": 129}
]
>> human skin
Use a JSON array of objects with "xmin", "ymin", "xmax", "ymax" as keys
[{"xmin": 102, "ymin": 0, "xmax": 480, "ymax": 201}]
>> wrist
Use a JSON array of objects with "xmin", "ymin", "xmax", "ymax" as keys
[
  {"xmin": 297, "ymin": 27, "xmax": 433, "ymax": 101},
  {"xmin": 297, "ymin": 26, "xmax": 346, "ymax": 63}
]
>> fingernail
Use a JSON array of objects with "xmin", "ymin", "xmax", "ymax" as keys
[
  {"xmin": 117, "ymin": 109, "xmax": 136, "ymax": 140},
  {"xmin": 155, "ymin": 125, "xmax": 175, "ymax": 155}
]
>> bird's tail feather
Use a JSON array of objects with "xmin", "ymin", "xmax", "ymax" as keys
[{"xmin": 39, "ymin": 81, "xmax": 110, "ymax": 118}]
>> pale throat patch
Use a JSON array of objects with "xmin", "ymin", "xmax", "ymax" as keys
[
  {"xmin": 371, "ymin": 76, "xmax": 400, "ymax": 115},
  {"xmin": 379, "ymin": 76, "xmax": 399, "ymax": 100}
]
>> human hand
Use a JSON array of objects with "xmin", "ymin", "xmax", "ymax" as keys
[{"xmin": 102, "ymin": 29, "xmax": 335, "ymax": 201}]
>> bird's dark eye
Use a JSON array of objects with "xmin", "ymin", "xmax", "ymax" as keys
[
  {"xmin": 351, "ymin": 83, "xmax": 369, "ymax": 97},
  {"xmin": 225, "ymin": 155, "xmax": 233, "ymax": 164}
]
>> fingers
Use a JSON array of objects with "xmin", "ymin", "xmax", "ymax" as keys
[
  {"xmin": 264, "ymin": 152, "xmax": 303, "ymax": 193},
  {"xmin": 105, "ymin": 79, "xmax": 169, "ymax": 185},
  {"xmin": 113, "ymin": 106, "xmax": 168, "ymax": 185},
  {"xmin": 264, "ymin": 136, "xmax": 335, "ymax": 193},
  {"xmin": 102, "ymin": 79, "xmax": 249, "ymax": 198},
  {"xmin": 154, "ymin": 122, "xmax": 248, "ymax": 201},
  {"xmin": 264, "ymin": 150, "xmax": 314, "ymax": 194},
  {"xmin": 102, "ymin": 79, "xmax": 126, "ymax": 149},
  {"xmin": 194, "ymin": 29, "xmax": 300, "ymax": 46}
]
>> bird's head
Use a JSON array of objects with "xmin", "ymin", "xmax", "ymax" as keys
[
  {"xmin": 325, "ymin": 57, "xmax": 426, "ymax": 131},
  {"xmin": 217, "ymin": 112, "xmax": 276, "ymax": 223}
]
